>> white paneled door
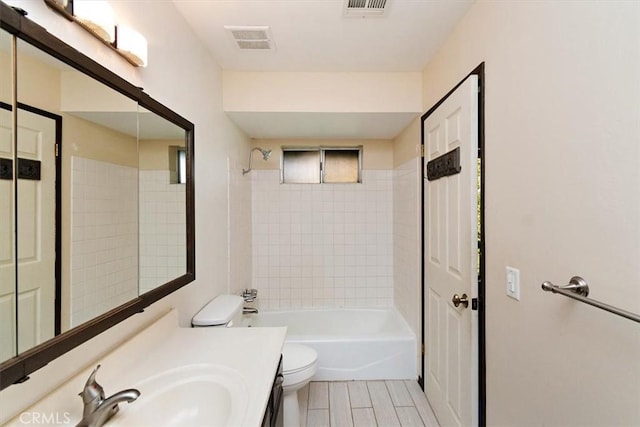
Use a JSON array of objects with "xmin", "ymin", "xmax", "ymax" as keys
[
  {"xmin": 423, "ymin": 75, "xmax": 478, "ymax": 427},
  {"xmin": 16, "ymin": 108, "xmax": 56, "ymax": 353},
  {"xmin": 0, "ymin": 107, "xmax": 16, "ymax": 361}
]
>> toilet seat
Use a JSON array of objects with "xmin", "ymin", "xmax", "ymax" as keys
[
  {"xmin": 283, "ymin": 343, "xmax": 317, "ymax": 374},
  {"xmin": 282, "ymin": 343, "xmax": 317, "ymax": 391}
]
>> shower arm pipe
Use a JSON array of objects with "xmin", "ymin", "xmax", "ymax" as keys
[
  {"xmin": 241, "ymin": 150, "xmax": 256, "ymax": 175},
  {"xmin": 242, "ymin": 147, "xmax": 271, "ymax": 175}
]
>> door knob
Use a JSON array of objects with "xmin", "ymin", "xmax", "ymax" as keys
[{"xmin": 452, "ymin": 293, "xmax": 469, "ymax": 308}]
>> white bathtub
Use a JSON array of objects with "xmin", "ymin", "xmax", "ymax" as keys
[{"xmin": 240, "ymin": 308, "xmax": 417, "ymax": 381}]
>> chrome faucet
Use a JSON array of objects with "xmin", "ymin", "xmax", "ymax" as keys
[
  {"xmin": 241, "ymin": 288, "xmax": 258, "ymax": 302},
  {"xmin": 241, "ymin": 289, "xmax": 259, "ymax": 314},
  {"xmin": 76, "ymin": 365, "xmax": 140, "ymax": 427}
]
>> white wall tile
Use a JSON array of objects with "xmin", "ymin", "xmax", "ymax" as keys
[
  {"xmin": 139, "ymin": 170, "xmax": 186, "ymax": 294},
  {"xmin": 70, "ymin": 157, "xmax": 138, "ymax": 327},
  {"xmin": 252, "ymin": 169, "xmax": 393, "ymax": 309}
]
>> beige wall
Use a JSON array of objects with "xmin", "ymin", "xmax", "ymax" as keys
[
  {"xmin": 139, "ymin": 138, "xmax": 184, "ymax": 171},
  {"xmin": 393, "ymin": 117, "xmax": 421, "ymax": 168},
  {"xmin": 403, "ymin": 1, "xmax": 639, "ymax": 425},
  {"xmin": 63, "ymin": 114, "xmax": 138, "ymax": 167},
  {"xmin": 15, "ymin": 47, "xmax": 60, "ymax": 112},
  {"xmin": 60, "ymin": 71, "xmax": 137, "ymax": 112},
  {"xmin": 224, "ymin": 71, "xmax": 422, "ymax": 113},
  {"xmin": 251, "ymin": 138, "xmax": 393, "ymax": 171}
]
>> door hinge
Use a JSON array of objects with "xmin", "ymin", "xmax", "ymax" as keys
[
  {"xmin": 420, "ymin": 145, "xmax": 425, "ymax": 158},
  {"xmin": 472, "ymin": 298, "xmax": 478, "ymax": 311},
  {"xmin": 421, "ymin": 344, "xmax": 425, "ymax": 355},
  {"xmin": 54, "ymin": 144, "xmax": 59, "ymax": 157}
]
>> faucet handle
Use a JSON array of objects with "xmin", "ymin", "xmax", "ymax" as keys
[
  {"xmin": 242, "ymin": 288, "xmax": 258, "ymax": 301},
  {"xmin": 79, "ymin": 365, "xmax": 105, "ymax": 404}
]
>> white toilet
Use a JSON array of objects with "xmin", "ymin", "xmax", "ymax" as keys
[{"xmin": 192, "ymin": 295, "xmax": 318, "ymax": 427}]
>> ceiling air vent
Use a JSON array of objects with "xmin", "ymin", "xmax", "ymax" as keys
[
  {"xmin": 224, "ymin": 25, "xmax": 276, "ymax": 51},
  {"xmin": 344, "ymin": 0, "xmax": 389, "ymax": 18}
]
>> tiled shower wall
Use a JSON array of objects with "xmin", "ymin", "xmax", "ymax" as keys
[
  {"xmin": 251, "ymin": 169, "xmax": 393, "ymax": 309},
  {"xmin": 70, "ymin": 157, "xmax": 138, "ymax": 326},
  {"xmin": 139, "ymin": 170, "xmax": 186, "ymax": 294},
  {"xmin": 393, "ymin": 158, "xmax": 421, "ymax": 338}
]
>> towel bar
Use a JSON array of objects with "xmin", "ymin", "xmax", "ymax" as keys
[{"xmin": 541, "ymin": 276, "xmax": 640, "ymax": 324}]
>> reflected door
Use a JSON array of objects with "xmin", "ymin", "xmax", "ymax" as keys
[
  {"xmin": 0, "ymin": 106, "xmax": 16, "ymax": 361},
  {"xmin": 16, "ymin": 108, "xmax": 57, "ymax": 352}
]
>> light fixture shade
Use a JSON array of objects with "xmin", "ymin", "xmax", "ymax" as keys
[
  {"xmin": 73, "ymin": 0, "xmax": 116, "ymax": 43},
  {"xmin": 116, "ymin": 26, "xmax": 148, "ymax": 67}
]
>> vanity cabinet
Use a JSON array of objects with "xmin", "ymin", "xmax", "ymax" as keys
[{"xmin": 262, "ymin": 355, "xmax": 284, "ymax": 427}]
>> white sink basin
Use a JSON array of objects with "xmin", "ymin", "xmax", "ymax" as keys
[{"xmin": 109, "ymin": 364, "xmax": 249, "ymax": 427}]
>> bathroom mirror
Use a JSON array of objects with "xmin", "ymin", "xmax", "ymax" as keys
[{"xmin": 0, "ymin": 3, "xmax": 195, "ymax": 389}]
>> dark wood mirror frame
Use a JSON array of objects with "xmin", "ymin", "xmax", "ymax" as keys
[{"xmin": 0, "ymin": 2, "xmax": 196, "ymax": 390}]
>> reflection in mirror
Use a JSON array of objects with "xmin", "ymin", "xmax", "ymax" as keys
[
  {"xmin": 0, "ymin": 28, "xmax": 16, "ymax": 362},
  {"xmin": 138, "ymin": 111, "xmax": 187, "ymax": 293},
  {"xmin": 14, "ymin": 38, "xmax": 139, "ymax": 358},
  {"xmin": 15, "ymin": 106, "xmax": 57, "ymax": 353},
  {"xmin": 0, "ymin": 5, "xmax": 194, "ymax": 390}
]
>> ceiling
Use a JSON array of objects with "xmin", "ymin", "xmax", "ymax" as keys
[{"xmin": 172, "ymin": 0, "xmax": 474, "ymax": 139}]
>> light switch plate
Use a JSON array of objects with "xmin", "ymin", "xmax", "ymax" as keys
[{"xmin": 506, "ymin": 266, "xmax": 520, "ymax": 300}]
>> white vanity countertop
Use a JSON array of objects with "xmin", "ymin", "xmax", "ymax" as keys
[{"xmin": 6, "ymin": 309, "xmax": 286, "ymax": 426}]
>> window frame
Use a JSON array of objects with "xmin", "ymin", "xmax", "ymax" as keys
[{"xmin": 281, "ymin": 146, "xmax": 363, "ymax": 184}]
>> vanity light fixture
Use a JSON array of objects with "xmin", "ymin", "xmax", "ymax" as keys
[
  {"xmin": 115, "ymin": 25, "xmax": 148, "ymax": 67},
  {"xmin": 43, "ymin": 0, "xmax": 148, "ymax": 67},
  {"xmin": 73, "ymin": 0, "xmax": 116, "ymax": 43}
]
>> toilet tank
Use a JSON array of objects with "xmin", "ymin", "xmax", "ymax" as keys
[{"xmin": 191, "ymin": 295, "xmax": 244, "ymax": 327}]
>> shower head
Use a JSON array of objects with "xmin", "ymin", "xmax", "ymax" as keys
[
  {"xmin": 259, "ymin": 148, "xmax": 272, "ymax": 161},
  {"xmin": 242, "ymin": 147, "xmax": 272, "ymax": 175}
]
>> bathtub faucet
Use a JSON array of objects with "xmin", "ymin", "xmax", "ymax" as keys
[
  {"xmin": 241, "ymin": 288, "xmax": 258, "ymax": 302},
  {"xmin": 76, "ymin": 365, "xmax": 140, "ymax": 427},
  {"xmin": 243, "ymin": 307, "xmax": 259, "ymax": 314}
]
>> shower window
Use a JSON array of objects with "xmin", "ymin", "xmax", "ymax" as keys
[
  {"xmin": 282, "ymin": 147, "xmax": 362, "ymax": 184},
  {"xmin": 168, "ymin": 146, "xmax": 187, "ymax": 184},
  {"xmin": 282, "ymin": 149, "xmax": 321, "ymax": 183}
]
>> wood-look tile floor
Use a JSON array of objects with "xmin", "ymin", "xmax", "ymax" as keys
[{"xmin": 297, "ymin": 381, "xmax": 439, "ymax": 427}]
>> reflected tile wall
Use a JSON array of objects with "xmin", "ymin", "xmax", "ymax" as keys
[
  {"xmin": 139, "ymin": 170, "xmax": 186, "ymax": 294},
  {"xmin": 70, "ymin": 157, "xmax": 138, "ymax": 326},
  {"xmin": 251, "ymin": 170, "xmax": 393, "ymax": 309}
]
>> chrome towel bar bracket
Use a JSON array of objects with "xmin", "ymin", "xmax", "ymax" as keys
[
  {"xmin": 541, "ymin": 276, "xmax": 640, "ymax": 324},
  {"xmin": 541, "ymin": 276, "xmax": 589, "ymax": 297}
]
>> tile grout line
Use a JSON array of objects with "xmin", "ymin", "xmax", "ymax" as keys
[
  {"xmin": 388, "ymin": 379, "xmax": 400, "ymax": 426},
  {"xmin": 347, "ymin": 381, "xmax": 356, "ymax": 427},
  {"xmin": 366, "ymin": 381, "xmax": 378, "ymax": 426}
]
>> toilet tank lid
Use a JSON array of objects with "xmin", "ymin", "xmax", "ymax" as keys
[{"xmin": 192, "ymin": 295, "xmax": 244, "ymax": 326}]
